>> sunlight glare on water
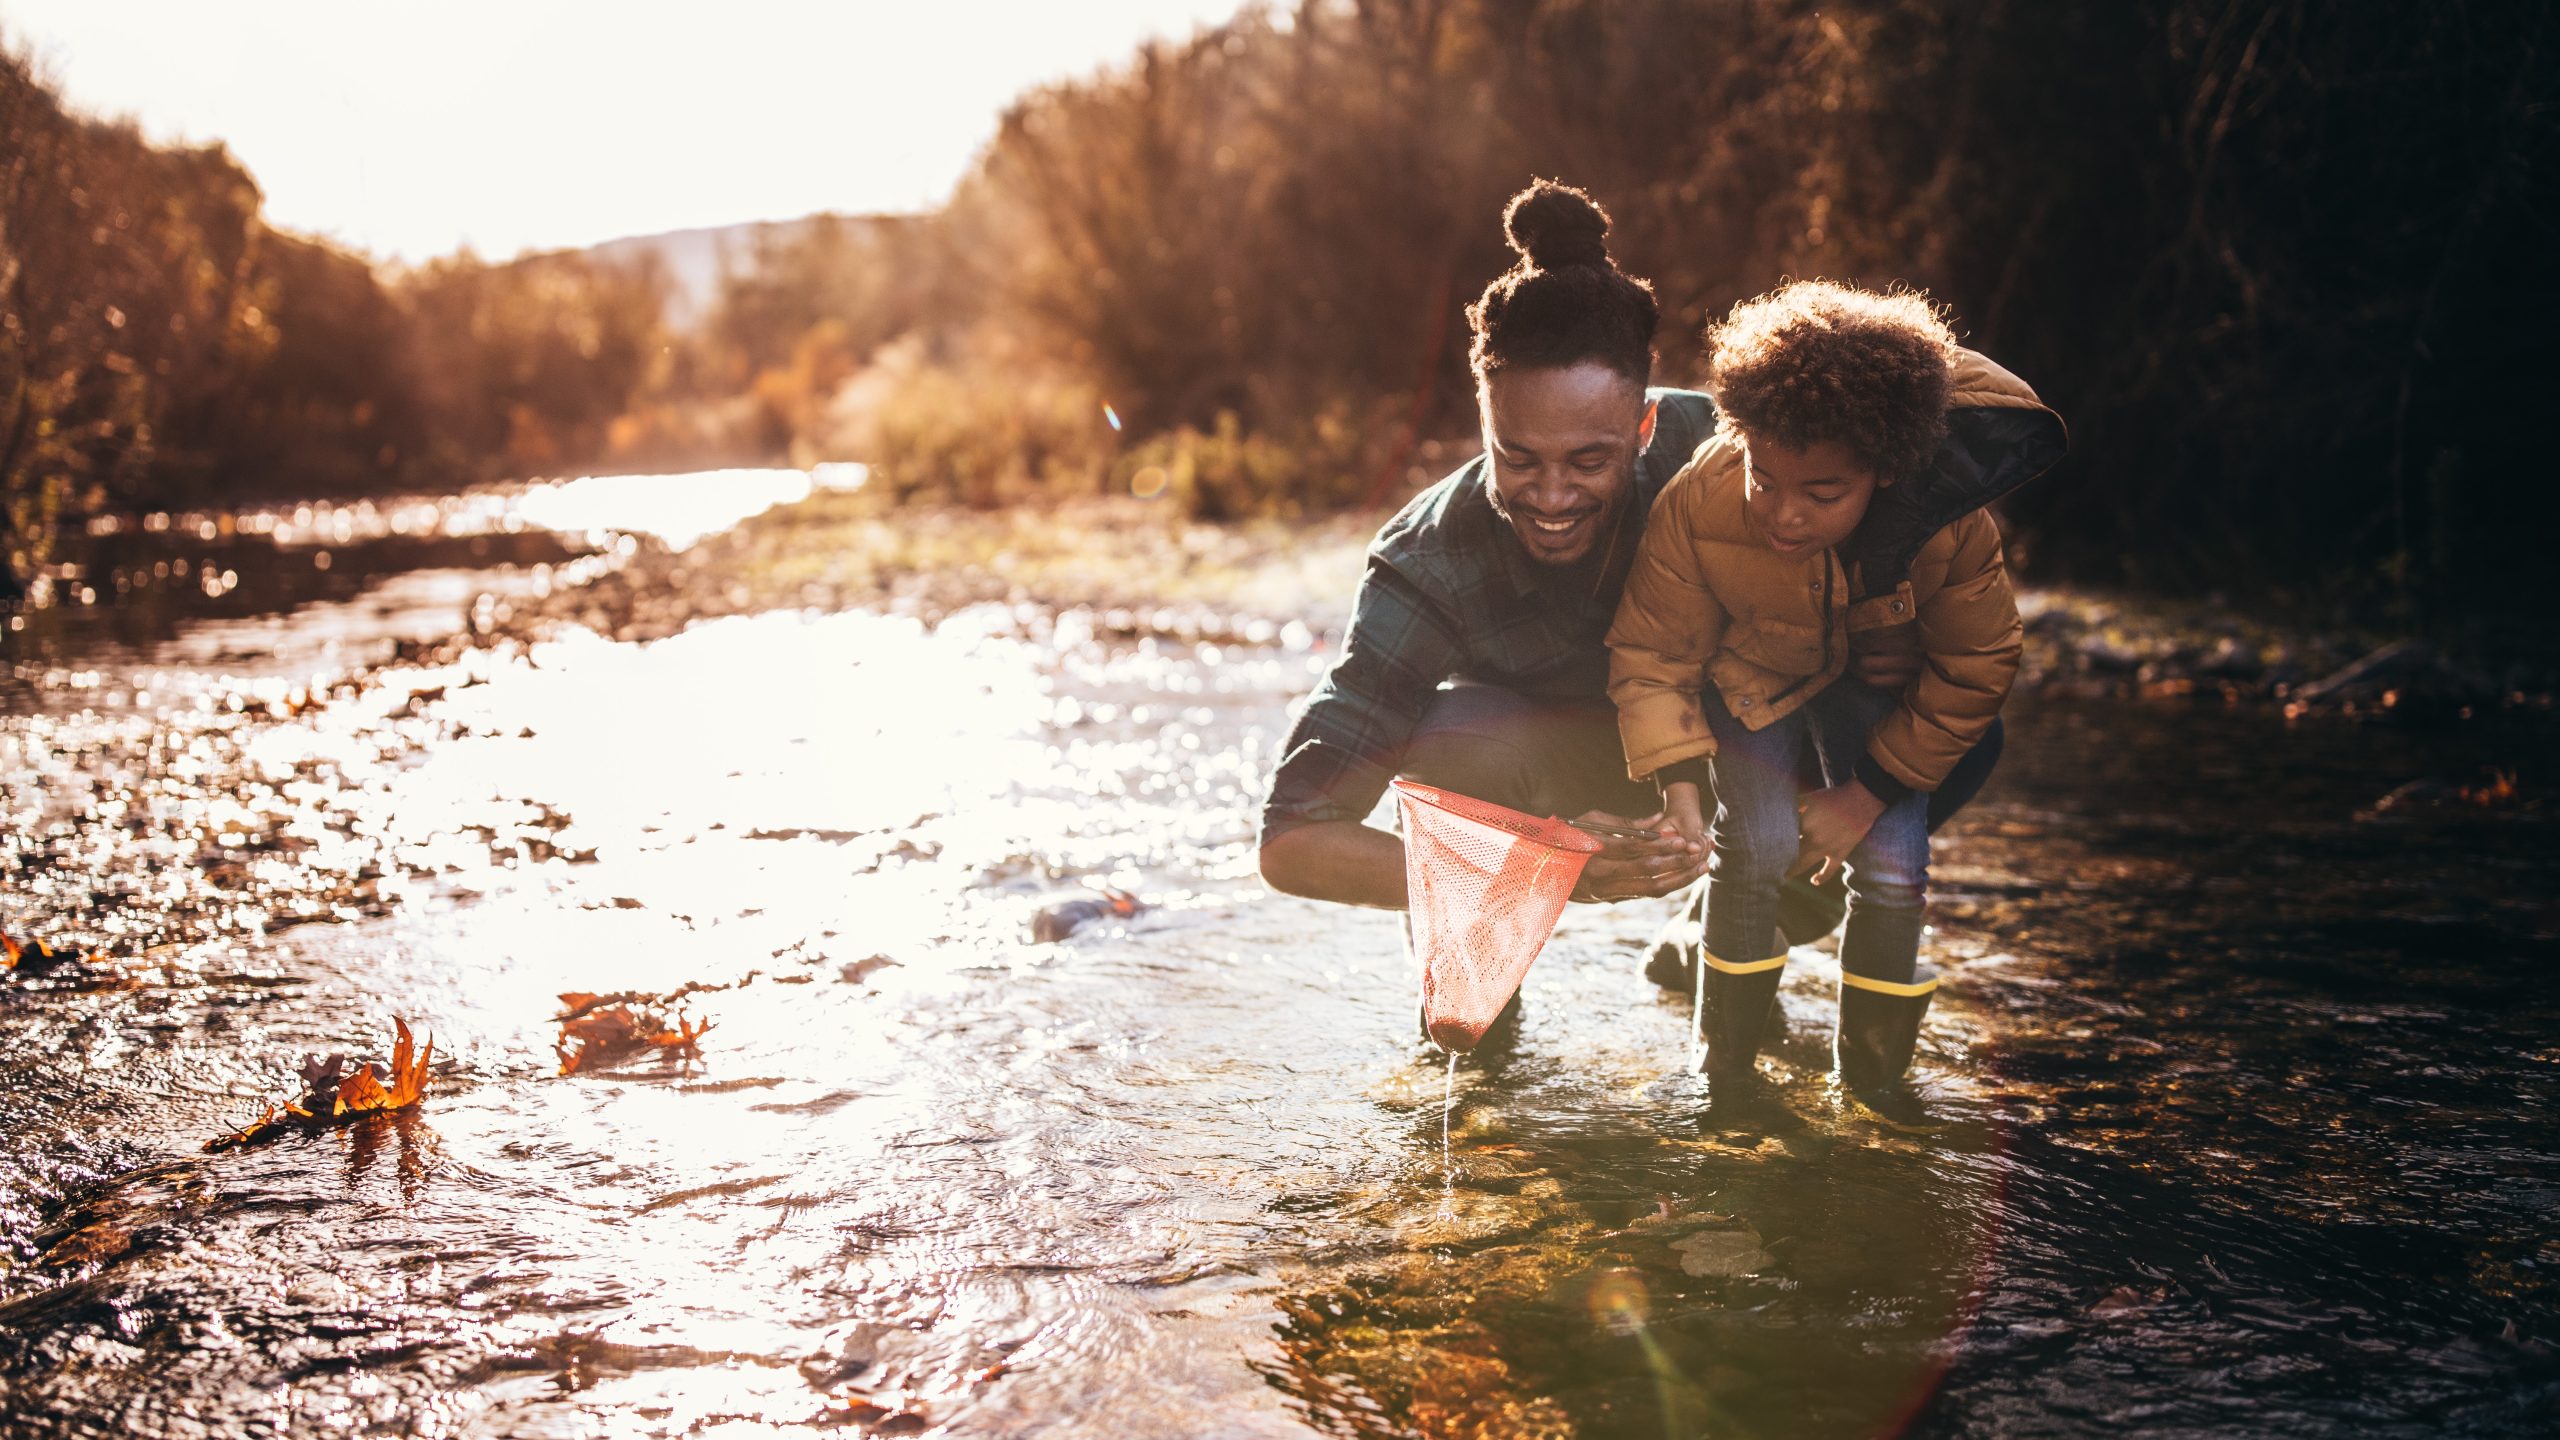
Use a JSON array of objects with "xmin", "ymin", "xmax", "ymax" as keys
[{"xmin": 510, "ymin": 468, "xmax": 841, "ymax": 551}]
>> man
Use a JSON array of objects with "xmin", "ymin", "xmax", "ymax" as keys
[{"xmin": 1257, "ymin": 181, "xmax": 2053, "ymax": 989}]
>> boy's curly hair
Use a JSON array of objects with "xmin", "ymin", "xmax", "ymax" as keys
[{"xmin": 1704, "ymin": 281, "xmax": 1958, "ymax": 482}]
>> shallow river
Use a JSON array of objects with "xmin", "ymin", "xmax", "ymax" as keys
[{"xmin": 1, "ymin": 475, "xmax": 2554, "ymax": 1438}]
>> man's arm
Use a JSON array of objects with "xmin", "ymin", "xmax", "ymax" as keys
[{"xmin": 1255, "ymin": 559, "xmax": 1459, "ymax": 909}]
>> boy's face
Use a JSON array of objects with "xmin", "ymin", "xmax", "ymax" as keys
[
  {"xmin": 1479, "ymin": 362, "xmax": 1654, "ymax": 568},
  {"xmin": 1741, "ymin": 436, "xmax": 1879, "ymax": 557}
]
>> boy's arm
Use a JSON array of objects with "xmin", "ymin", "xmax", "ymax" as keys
[
  {"xmin": 1854, "ymin": 509, "xmax": 2023, "ymax": 802},
  {"xmin": 1606, "ymin": 457, "xmax": 1730, "ymax": 783}
]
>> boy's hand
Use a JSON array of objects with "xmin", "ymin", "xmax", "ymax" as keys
[
  {"xmin": 1791, "ymin": 782, "xmax": 1886, "ymax": 885},
  {"xmin": 1659, "ymin": 781, "xmax": 1708, "ymax": 853},
  {"xmin": 1568, "ymin": 804, "xmax": 1708, "ymax": 903}
]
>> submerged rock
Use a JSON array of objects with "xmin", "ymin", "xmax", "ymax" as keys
[
  {"xmin": 1028, "ymin": 888, "xmax": 1143, "ymax": 942},
  {"xmin": 1671, "ymin": 1225, "xmax": 1773, "ymax": 1278}
]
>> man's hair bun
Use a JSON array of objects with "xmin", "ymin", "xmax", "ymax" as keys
[
  {"xmin": 1469, "ymin": 178, "xmax": 1656, "ymax": 384},
  {"xmin": 1504, "ymin": 180, "xmax": 1612, "ymax": 270}
]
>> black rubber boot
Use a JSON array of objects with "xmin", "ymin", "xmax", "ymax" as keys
[
  {"xmin": 1695, "ymin": 953, "xmax": 1788, "ymax": 1125},
  {"xmin": 1651, "ymin": 874, "xmax": 1846, "ymax": 994},
  {"xmin": 1835, "ymin": 972, "xmax": 1941, "ymax": 1129}
]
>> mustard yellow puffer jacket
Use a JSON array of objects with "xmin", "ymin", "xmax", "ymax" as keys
[{"xmin": 1607, "ymin": 349, "xmax": 2055, "ymax": 793}]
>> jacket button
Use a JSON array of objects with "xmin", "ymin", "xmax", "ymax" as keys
[
  {"xmin": 1890, "ymin": 600, "xmax": 1905, "ymax": 613},
  {"xmin": 1738, "ymin": 697, "xmax": 1753, "ymax": 707}
]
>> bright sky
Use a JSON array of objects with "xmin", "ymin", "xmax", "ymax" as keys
[{"xmin": 0, "ymin": 0, "xmax": 1246, "ymax": 262}]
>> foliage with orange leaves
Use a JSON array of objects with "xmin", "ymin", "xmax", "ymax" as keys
[
  {"xmin": 205, "ymin": 1018, "xmax": 434, "ymax": 1152},
  {"xmin": 553, "ymin": 992, "xmax": 714, "ymax": 1075}
]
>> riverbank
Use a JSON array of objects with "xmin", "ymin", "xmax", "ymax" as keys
[
  {"xmin": 12, "ymin": 481, "xmax": 2552, "ymax": 723},
  {"xmin": 495, "ymin": 488, "xmax": 2558, "ymax": 722}
]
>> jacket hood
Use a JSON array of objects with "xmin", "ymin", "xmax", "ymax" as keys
[{"xmin": 1842, "ymin": 348, "xmax": 2068, "ymax": 596}]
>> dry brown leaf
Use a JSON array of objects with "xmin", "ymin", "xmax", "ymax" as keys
[
  {"xmin": 2, "ymin": 932, "xmax": 108, "ymax": 975},
  {"xmin": 553, "ymin": 994, "xmax": 714, "ymax": 1075},
  {"xmin": 203, "ymin": 1018, "xmax": 434, "ymax": 1151}
]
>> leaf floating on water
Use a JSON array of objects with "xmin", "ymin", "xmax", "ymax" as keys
[
  {"xmin": 2, "ymin": 932, "xmax": 109, "ymax": 976},
  {"xmin": 338, "ymin": 1018, "xmax": 432, "ymax": 1115},
  {"xmin": 204, "ymin": 1101, "xmax": 312, "ymax": 1152},
  {"xmin": 553, "ymin": 992, "xmax": 714, "ymax": 1075},
  {"xmin": 203, "ymin": 1018, "xmax": 433, "ymax": 1151}
]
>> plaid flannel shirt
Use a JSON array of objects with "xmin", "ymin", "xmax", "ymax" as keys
[{"xmin": 1260, "ymin": 389, "xmax": 1717, "ymax": 846}]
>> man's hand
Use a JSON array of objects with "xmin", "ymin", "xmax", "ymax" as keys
[
  {"xmin": 1849, "ymin": 620, "xmax": 1926, "ymax": 689},
  {"xmin": 1569, "ymin": 803, "xmax": 1708, "ymax": 903},
  {"xmin": 1791, "ymin": 782, "xmax": 1886, "ymax": 885}
]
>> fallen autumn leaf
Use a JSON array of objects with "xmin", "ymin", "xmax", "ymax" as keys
[{"xmin": 204, "ymin": 1018, "xmax": 434, "ymax": 1151}]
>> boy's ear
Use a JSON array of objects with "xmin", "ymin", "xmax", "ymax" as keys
[{"xmin": 1636, "ymin": 399, "xmax": 1658, "ymax": 451}]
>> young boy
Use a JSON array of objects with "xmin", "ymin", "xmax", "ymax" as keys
[{"xmin": 1606, "ymin": 280, "xmax": 2060, "ymax": 1123}]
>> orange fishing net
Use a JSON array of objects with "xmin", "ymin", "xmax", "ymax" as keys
[{"xmin": 1394, "ymin": 779, "xmax": 1604, "ymax": 1052}]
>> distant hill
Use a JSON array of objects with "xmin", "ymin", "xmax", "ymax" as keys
[{"xmin": 584, "ymin": 213, "xmax": 909, "ymax": 328}]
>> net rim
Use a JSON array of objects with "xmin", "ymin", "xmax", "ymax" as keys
[{"xmin": 1390, "ymin": 779, "xmax": 1605, "ymax": 855}]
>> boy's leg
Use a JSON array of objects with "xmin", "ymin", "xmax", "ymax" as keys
[
  {"xmin": 1688, "ymin": 704, "xmax": 1806, "ymax": 1090},
  {"xmin": 1801, "ymin": 680, "xmax": 1931, "ymax": 982},
  {"xmin": 1807, "ymin": 683, "xmax": 1941, "ymax": 1117},
  {"xmin": 1700, "ymin": 704, "xmax": 1807, "ymax": 967},
  {"xmin": 1836, "ymin": 795, "xmax": 1930, "ymax": 985},
  {"xmin": 1834, "ymin": 791, "xmax": 1940, "ymax": 1118},
  {"xmin": 1776, "ymin": 714, "xmax": 2002, "ymax": 947}
]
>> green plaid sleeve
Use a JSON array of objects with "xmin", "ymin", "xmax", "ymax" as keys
[{"xmin": 1258, "ymin": 556, "xmax": 1463, "ymax": 846}]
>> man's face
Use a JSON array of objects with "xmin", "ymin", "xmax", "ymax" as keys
[
  {"xmin": 1480, "ymin": 362, "xmax": 1652, "ymax": 568},
  {"xmin": 1741, "ymin": 436, "xmax": 1880, "ymax": 557}
]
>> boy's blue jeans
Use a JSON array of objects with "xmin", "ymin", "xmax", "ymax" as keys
[{"xmin": 1703, "ymin": 681, "xmax": 1929, "ymax": 984}]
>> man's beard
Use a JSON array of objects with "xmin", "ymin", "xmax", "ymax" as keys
[{"xmin": 1490, "ymin": 476, "xmax": 1631, "ymax": 570}]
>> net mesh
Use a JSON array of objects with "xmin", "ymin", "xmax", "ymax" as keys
[{"xmin": 1394, "ymin": 779, "xmax": 1604, "ymax": 1052}]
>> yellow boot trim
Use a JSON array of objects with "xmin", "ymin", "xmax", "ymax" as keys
[
  {"xmin": 1704, "ymin": 951, "xmax": 1787, "ymax": 976},
  {"xmin": 1840, "ymin": 970, "xmax": 1940, "ymax": 998}
]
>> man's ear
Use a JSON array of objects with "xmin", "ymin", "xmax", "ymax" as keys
[{"xmin": 1636, "ymin": 398, "xmax": 1659, "ymax": 451}]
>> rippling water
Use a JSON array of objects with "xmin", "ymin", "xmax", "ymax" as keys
[{"xmin": 2, "ymin": 476, "xmax": 2555, "ymax": 1437}]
